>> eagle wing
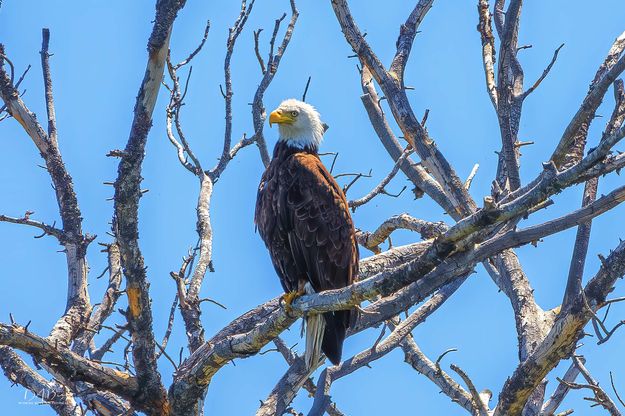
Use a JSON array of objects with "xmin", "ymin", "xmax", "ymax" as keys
[
  {"xmin": 256, "ymin": 152, "xmax": 357, "ymax": 293},
  {"xmin": 287, "ymin": 153, "xmax": 358, "ymax": 293}
]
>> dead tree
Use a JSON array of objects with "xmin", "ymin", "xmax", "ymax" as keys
[{"xmin": 1, "ymin": 0, "xmax": 625, "ymax": 415}]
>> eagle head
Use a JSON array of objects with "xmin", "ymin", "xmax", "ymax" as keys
[{"xmin": 269, "ymin": 99, "xmax": 327, "ymax": 150}]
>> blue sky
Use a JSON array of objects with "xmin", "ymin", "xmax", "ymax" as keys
[{"xmin": 1, "ymin": 1, "xmax": 625, "ymax": 415}]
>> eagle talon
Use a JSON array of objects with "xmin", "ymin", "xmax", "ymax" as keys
[{"xmin": 281, "ymin": 290, "xmax": 305, "ymax": 316}]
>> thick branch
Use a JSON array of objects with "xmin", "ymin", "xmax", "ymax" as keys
[
  {"xmin": 389, "ymin": 0, "xmax": 434, "ymax": 78},
  {"xmin": 356, "ymin": 213, "xmax": 447, "ymax": 253},
  {"xmin": 494, "ymin": 0, "xmax": 524, "ymax": 191},
  {"xmin": 307, "ymin": 276, "xmax": 472, "ymax": 416},
  {"xmin": 494, "ymin": 239, "xmax": 625, "ymax": 416},
  {"xmin": 552, "ymin": 31, "xmax": 625, "ymax": 168},
  {"xmin": 0, "ymin": 324, "xmax": 138, "ymax": 401},
  {"xmin": 173, "ymin": 177, "xmax": 625, "ymax": 415},
  {"xmin": 112, "ymin": 0, "xmax": 187, "ymax": 412},
  {"xmin": 0, "ymin": 347, "xmax": 80, "ymax": 415},
  {"xmin": 563, "ymin": 79, "xmax": 625, "ymax": 310}
]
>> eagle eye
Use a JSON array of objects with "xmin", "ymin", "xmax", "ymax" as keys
[{"xmin": 290, "ymin": 110, "xmax": 299, "ymax": 117}]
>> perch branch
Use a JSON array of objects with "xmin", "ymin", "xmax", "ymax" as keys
[{"xmin": 356, "ymin": 213, "xmax": 448, "ymax": 253}]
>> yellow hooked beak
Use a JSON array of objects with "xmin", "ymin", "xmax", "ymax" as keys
[{"xmin": 269, "ymin": 110, "xmax": 295, "ymax": 127}]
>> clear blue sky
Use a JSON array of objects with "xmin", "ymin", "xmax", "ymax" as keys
[{"xmin": 1, "ymin": 1, "xmax": 625, "ymax": 415}]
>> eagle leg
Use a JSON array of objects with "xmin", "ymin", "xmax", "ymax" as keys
[{"xmin": 280, "ymin": 289, "xmax": 305, "ymax": 316}]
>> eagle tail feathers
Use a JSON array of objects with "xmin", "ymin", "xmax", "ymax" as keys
[
  {"xmin": 304, "ymin": 283, "xmax": 325, "ymax": 369},
  {"xmin": 321, "ymin": 310, "xmax": 348, "ymax": 366}
]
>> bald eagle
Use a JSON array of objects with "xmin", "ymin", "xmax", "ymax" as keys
[{"xmin": 255, "ymin": 99, "xmax": 359, "ymax": 368}]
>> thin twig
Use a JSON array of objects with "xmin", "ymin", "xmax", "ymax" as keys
[
  {"xmin": 522, "ymin": 43, "xmax": 565, "ymax": 99},
  {"xmin": 253, "ymin": 29, "xmax": 266, "ymax": 74},
  {"xmin": 349, "ymin": 147, "xmax": 413, "ymax": 210},
  {"xmin": 173, "ymin": 20, "xmax": 210, "ymax": 70},
  {"xmin": 302, "ymin": 75, "xmax": 311, "ymax": 101}
]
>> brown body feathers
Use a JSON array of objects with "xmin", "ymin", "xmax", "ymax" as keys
[{"xmin": 255, "ymin": 141, "xmax": 358, "ymax": 365}]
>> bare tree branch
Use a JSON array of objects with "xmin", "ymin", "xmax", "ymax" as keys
[
  {"xmin": 73, "ymin": 243, "xmax": 123, "ymax": 356},
  {"xmin": 1, "ymin": 32, "xmax": 92, "ymax": 350},
  {"xmin": 0, "ymin": 324, "xmax": 138, "ymax": 400},
  {"xmin": 40, "ymin": 28, "xmax": 58, "ymax": 147},
  {"xmin": 521, "ymin": 43, "xmax": 564, "ymax": 100},
  {"xmin": 389, "ymin": 0, "xmax": 434, "ymax": 78},
  {"xmin": 0, "ymin": 347, "xmax": 81, "ymax": 415},
  {"xmin": 0, "ymin": 212, "xmax": 64, "ymax": 240},
  {"xmin": 449, "ymin": 363, "xmax": 490, "ymax": 416},
  {"xmin": 173, "ymin": 20, "xmax": 210, "ymax": 70},
  {"xmin": 213, "ymin": 0, "xmax": 257, "ymax": 177},
  {"xmin": 552, "ymin": 31, "xmax": 625, "ymax": 168},
  {"xmin": 356, "ymin": 213, "xmax": 447, "ymax": 254},
  {"xmin": 563, "ymin": 79, "xmax": 625, "ymax": 311},
  {"xmin": 477, "ymin": 0, "xmax": 498, "ymax": 109},
  {"xmin": 111, "ymin": 1, "xmax": 188, "ymax": 413},
  {"xmin": 493, "ymin": 0, "xmax": 524, "ymax": 191},
  {"xmin": 307, "ymin": 277, "xmax": 473, "ymax": 415},
  {"xmin": 569, "ymin": 356, "xmax": 622, "ymax": 415},
  {"xmin": 359, "ymin": 65, "xmax": 459, "ymax": 216},
  {"xmin": 91, "ymin": 325, "xmax": 129, "ymax": 361},
  {"xmin": 332, "ymin": 0, "xmax": 475, "ymax": 213},
  {"xmin": 400, "ymin": 333, "xmax": 477, "ymax": 414},
  {"xmin": 494, "ymin": 239, "xmax": 625, "ymax": 415},
  {"xmin": 248, "ymin": 0, "xmax": 298, "ymax": 169},
  {"xmin": 257, "ymin": 338, "xmax": 345, "ymax": 416},
  {"xmin": 2, "ymin": 2, "xmax": 625, "ymax": 416},
  {"xmin": 540, "ymin": 359, "xmax": 584, "ymax": 416},
  {"xmin": 464, "ymin": 163, "xmax": 480, "ymax": 190},
  {"xmin": 348, "ymin": 147, "xmax": 412, "ymax": 210}
]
